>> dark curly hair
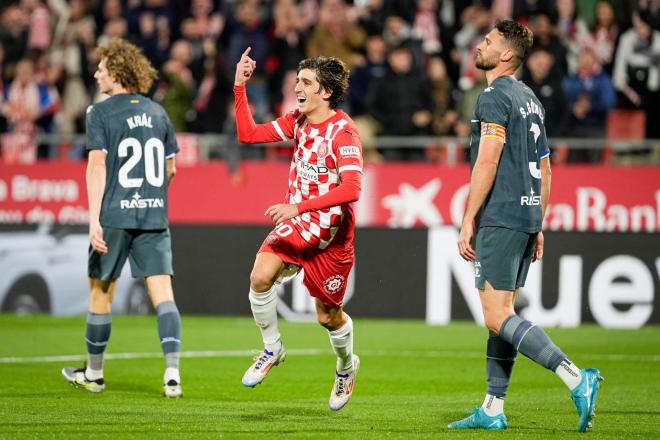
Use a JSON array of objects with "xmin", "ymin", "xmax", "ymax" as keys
[
  {"xmin": 96, "ymin": 38, "xmax": 158, "ymax": 94},
  {"xmin": 298, "ymin": 56, "xmax": 349, "ymax": 109},
  {"xmin": 495, "ymin": 20, "xmax": 534, "ymax": 67}
]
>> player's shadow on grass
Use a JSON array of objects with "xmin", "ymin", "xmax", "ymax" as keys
[{"xmin": 109, "ymin": 381, "xmax": 160, "ymax": 395}]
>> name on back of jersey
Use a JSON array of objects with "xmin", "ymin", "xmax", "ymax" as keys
[
  {"xmin": 519, "ymin": 99, "xmax": 544, "ymax": 122},
  {"xmin": 296, "ymin": 158, "xmax": 329, "ymax": 182},
  {"xmin": 126, "ymin": 113, "xmax": 153, "ymax": 130}
]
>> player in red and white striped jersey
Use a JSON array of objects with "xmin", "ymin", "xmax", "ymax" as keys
[{"xmin": 234, "ymin": 48, "xmax": 361, "ymax": 411}]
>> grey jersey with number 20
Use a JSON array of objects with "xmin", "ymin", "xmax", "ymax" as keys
[{"xmin": 86, "ymin": 94, "xmax": 178, "ymax": 230}]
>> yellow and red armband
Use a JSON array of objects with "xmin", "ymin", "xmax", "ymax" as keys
[{"xmin": 480, "ymin": 122, "xmax": 506, "ymax": 142}]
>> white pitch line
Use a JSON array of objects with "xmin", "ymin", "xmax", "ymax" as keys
[{"xmin": 0, "ymin": 349, "xmax": 658, "ymax": 364}]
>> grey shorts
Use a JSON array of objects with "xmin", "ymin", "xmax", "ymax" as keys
[
  {"xmin": 474, "ymin": 226, "xmax": 537, "ymax": 291},
  {"xmin": 88, "ymin": 227, "xmax": 174, "ymax": 280}
]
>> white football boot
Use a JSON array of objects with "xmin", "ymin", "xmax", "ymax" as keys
[
  {"xmin": 242, "ymin": 345, "xmax": 286, "ymax": 387},
  {"xmin": 163, "ymin": 367, "xmax": 182, "ymax": 398},
  {"xmin": 62, "ymin": 366, "xmax": 105, "ymax": 393},
  {"xmin": 329, "ymin": 355, "xmax": 360, "ymax": 411}
]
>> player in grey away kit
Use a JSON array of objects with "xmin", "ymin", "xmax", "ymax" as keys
[
  {"xmin": 448, "ymin": 20, "xmax": 602, "ymax": 432},
  {"xmin": 62, "ymin": 38, "xmax": 183, "ymax": 398}
]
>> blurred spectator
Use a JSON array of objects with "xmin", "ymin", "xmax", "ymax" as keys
[
  {"xmin": 579, "ymin": 0, "xmax": 619, "ymax": 73},
  {"xmin": 51, "ymin": 0, "xmax": 96, "ymax": 135},
  {"xmin": 1, "ymin": 58, "xmax": 60, "ymax": 163},
  {"xmin": 156, "ymin": 39, "xmax": 195, "ymax": 132},
  {"xmin": 366, "ymin": 44, "xmax": 434, "ymax": 161},
  {"xmin": 523, "ymin": 48, "xmax": 567, "ymax": 138},
  {"xmin": 24, "ymin": 0, "xmax": 52, "ymax": 51},
  {"xmin": 267, "ymin": 0, "xmax": 308, "ymax": 115},
  {"xmin": 348, "ymin": 34, "xmax": 388, "ymax": 116},
  {"xmin": 426, "ymin": 54, "xmax": 459, "ymax": 163},
  {"xmin": 136, "ymin": 11, "xmax": 170, "ymax": 70},
  {"xmin": 412, "ymin": 0, "xmax": 442, "ymax": 55},
  {"xmin": 427, "ymin": 55, "xmax": 456, "ymax": 136},
  {"xmin": 190, "ymin": 55, "xmax": 233, "ymax": 134},
  {"xmin": 453, "ymin": 67, "xmax": 487, "ymax": 140},
  {"xmin": 562, "ymin": 48, "xmax": 615, "ymax": 162},
  {"xmin": 613, "ymin": 10, "xmax": 660, "ymax": 138},
  {"xmin": 555, "ymin": 0, "xmax": 581, "ymax": 73},
  {"xmin": 0, "ymin": 4, "xmax": 29, "ymax": 82},
  {"xmin": 513, "ymin": 0, "xmax": 553, "ymax": 21},
  {"xmin": 224, "ymin": 0, "xmax": 271, "ymax": 121},
  {"xmin": 307, "ymin": 0, "xmax": 367, "ymax": 70},
  {"xmin": 454, "ymin": 6, "xmax": 492, "ymax": 90},
  {"xmin": 529, "ymin": 12, "xmax": 569, "ymax": 77},
  {"xmin": 356, "ymin": 0, "xmax": 388, "ymax": 35}
]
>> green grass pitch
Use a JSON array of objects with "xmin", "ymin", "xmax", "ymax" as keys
[{"xmin": 0, "ymin": 315, "xmax": 658, "ymax": 439}]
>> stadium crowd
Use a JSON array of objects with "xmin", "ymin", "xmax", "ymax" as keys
[{"xmin": 0, "ymin": 0, "xmax": 658, "ymax": 164}]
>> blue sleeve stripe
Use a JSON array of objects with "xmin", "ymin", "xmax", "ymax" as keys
[{"xmin": 538, "ymin": 150, "xmax": 550, "ymax": 159}]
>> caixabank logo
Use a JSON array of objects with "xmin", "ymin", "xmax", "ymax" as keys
[{"xmin": 275, "ymin": 266, "xmax": 355, "ymax": 322}]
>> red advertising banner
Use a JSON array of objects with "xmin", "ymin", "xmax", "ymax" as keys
[{"xmin": 0, "ymin": 162, "xmax": 658, "ymax": 231}]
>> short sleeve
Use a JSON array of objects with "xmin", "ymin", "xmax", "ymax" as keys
[
  {"xmin": 476, "ymin": 88, "xmax": 510, "ymax": 127},
  {"xmin": 333, "ymin": 129, "xmax": 363, "ymax": 175},
  {"xmin": 85, "ymin": 105, "xmax": 107, "ymax": 152},
  {"xmin": 163, "ymin": 114, "xmax": 179, "ymax": 158},
  {"xmin": 537, "ymin": 122, "xmax": 550, "ymax": 159}
]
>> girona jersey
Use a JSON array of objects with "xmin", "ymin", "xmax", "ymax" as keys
[
  {"xmin": 238, "ymin": 107, "xmax": 360, "ymax": 249},
  {"xmin": 273, "ymin": 109, "xmax": 362, "ymax": 248}
]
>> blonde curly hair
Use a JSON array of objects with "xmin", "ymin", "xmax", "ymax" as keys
[{"xmin": 96, "ymin": 38, "xmax": 158, "ymax": 94}]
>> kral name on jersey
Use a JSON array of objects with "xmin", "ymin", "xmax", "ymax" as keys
[
  {"xmin": 296, "ymin": 159, "xmax": 330, "ymax": 182},
  {"xmin": 126, "ymin": 113, "xmax": 153, "ymax": 130}
]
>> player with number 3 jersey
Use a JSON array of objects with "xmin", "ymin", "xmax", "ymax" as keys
[
  {"xmin": 61, "ymin": 38, "xmax": 184, "ymax": 399},
  {"xmin": 234, "ymin": 48, "xmax": 362, "ymax": 411}
]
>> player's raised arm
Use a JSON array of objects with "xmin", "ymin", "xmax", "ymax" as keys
[
  {"xmin": 234, "ymin": 47, "xmax": 256, "ymax": 87},
  {"xmin": 233, "ymin": 47, "xmax": 294, "ymax": 144}
]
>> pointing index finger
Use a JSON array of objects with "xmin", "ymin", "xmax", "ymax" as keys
[{"xmin": 242, "ymin": 47, "xmax": 252, "ymax": 59}]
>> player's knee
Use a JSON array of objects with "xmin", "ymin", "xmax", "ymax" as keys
[
  {"xmin": 249, "ymin": 269, "xmax": 274, "ymax": 293},
  {"xmin": 317, "ymin": 312, "xmax": 343, "ymax": 330}
]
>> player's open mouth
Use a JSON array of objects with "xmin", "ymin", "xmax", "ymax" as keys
[{"xmin": 297, "ymin": 96, "xmax": 306, "ymax": 104}]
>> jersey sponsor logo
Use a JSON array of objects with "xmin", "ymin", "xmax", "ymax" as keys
[
  {"xmin": 126, "ymin": 113, "xmax": 153, "ymax": 130},
  {"xmin": 323, "ymin": 274, "xmax": 346, "ymax": 294},
  {"xmin": 520, "ymin": 187, "xmax": 541, "ymax": 206},
  {"xmin": 120, "ymin": 192, "xmax": 164, "ymax": 209},
  {"xmin": 339, "ymin": 146, "xmax": 360, "ymax": 157},
  {"xmin": 296, "ymin": 159, "xmax": 329, "ymax": 182}
]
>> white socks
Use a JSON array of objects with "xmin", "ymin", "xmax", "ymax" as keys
[
  {"xmin": 164, "ymin": 367, "xmax": 180, "ymax": 384},
  {"xmin": 482, "ymin": 393, "xmax": 504, "ymax": 416},
  {"xmin": 328, "ymin": 315, "xmax": 354, "ymax": 373},
  {"xmin": 249, "ymin": 286, "xmax": 281, "ymax": 353},
  {"xmin": 555, "ymin": 360, "xmax": 582, "ymax": 390},
  {"xmin": 85, "ymin": 367, "xmax": 103, "ymax": 381}
]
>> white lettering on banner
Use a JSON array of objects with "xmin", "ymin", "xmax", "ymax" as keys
[
  {"xmin": 572, "ymin": 187, "xmax": 658, "ymax": 233},
  {"xmin": 58, "ymin": 206, "xmax": 89, "ymax": 224},
  {"xmin": 520, "ymin": 256, "xmax": 582, "ymax": 327},
  {"xmin": 0, "ymin": 179, "xmax": 7, "ymax": 201},
  {"xmin": 450, "ymin": 184, "xmax": 470, "ymax": 227},
  {"xmin": 0, "ymin": 210, "xmax": 22, "ymax": 222},
  {"xmin": 25, "ymin": 206, "xmax": 55, "ymax": 223},
  {"xmin": 589, "ymin": 256, "xmax": 654, "ymax": 329},
  {"xmin": 382, "ymin": 179, "xmax": 443, "ymax": 227},
  {"xmin": 426, "ymin": 226, "xmax": 658, "ymax": 328},
  {"xmin": 426, "ymin": 227, "xmax": 483, "ymax": 325},
  {"xmin": 12, "ymin": 176, "xmax": 78, "ymax": 202}
]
